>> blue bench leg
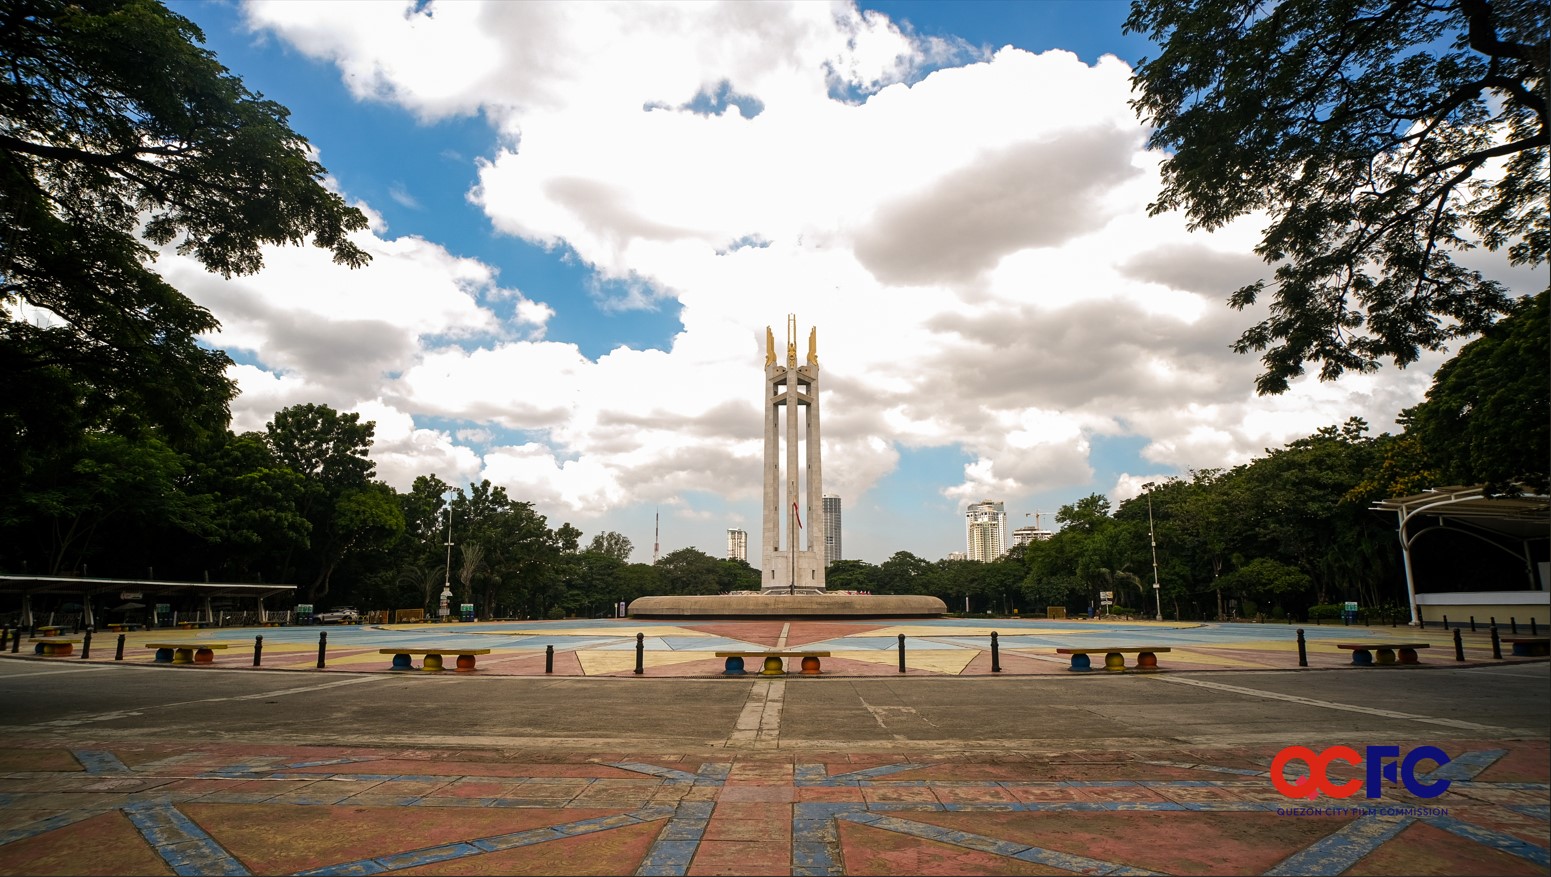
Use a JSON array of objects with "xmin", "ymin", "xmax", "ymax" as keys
[
  {"xmin": 1350, "ymin": 648, "xmax": 1373, "ymax": 666},
  {"xmin": 389, "ymin": 653, "xmax": 413, "ymax": 670},
  {"xmin": 1068, "ymin": 653, "xmax": 1091, "ymax": 672},
  {"xmin": 153, "ymin": 648, "xmax": 174, "ymax": 664},
  {"xmin": 723, "ymin": 656, "xmax": 745, "ymax": 676}
]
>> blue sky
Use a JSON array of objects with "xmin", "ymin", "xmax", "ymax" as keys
[{"xmin": 162, "ymin": 1, "xmax": 1536, "ymax": 566}]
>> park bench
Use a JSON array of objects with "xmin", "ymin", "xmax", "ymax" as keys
[
  {"xmin": 1055, "ymin": 646, "xmax": 1172, "ymax": 672},
  {"xmin": 34, "ymin": 638, "xmax": 81, "ymax": 657},
  {"xmin": 713, "ymin": 650, "xmax": 831, "ymax": 676},
  {"xmin": 146, "ymin": 642, "xmax": 230, "ymax": 665},
  {"xmin": 103, "ymin": 623, "xmax": 141, "ymax": 632},
  {"xmin": 1336, "ymin": 643, "xmax": 1429, "ymax": 665},
  {"xmin": 176, "ymin": 621, "xmax": 216, "ymax": 630},
  {"xmin": 33, "ymin": 625, "xmax": 67, "ymax": 638},
  {"xmin": 1501, "ymin": 637, "xmax": 1549, "ymax": 657},
  {"xmin": 378, "ymin": 647, "xmax": 491, "ymax": 672}
]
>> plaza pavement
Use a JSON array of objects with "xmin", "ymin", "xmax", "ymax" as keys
[
  {"xmin": 20, "ymin": 616, "xmax": 1539, "ymax": 676},
  {"xmin": 0, "ymin": 618, "xmax": 1544, "ymax": 876}
]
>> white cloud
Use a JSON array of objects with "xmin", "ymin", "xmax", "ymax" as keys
[{"xmin": 182, "ymin": 1, "xmax": 1535, "ymax": 561}]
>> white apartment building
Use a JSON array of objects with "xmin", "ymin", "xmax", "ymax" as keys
[
  {"xmin": 726, "ymin": 528, "xmax": 748, "ymax": 562},
  {"xmin": 965, "ymin": 500, "xmax": 1008, "ymax": 562}
]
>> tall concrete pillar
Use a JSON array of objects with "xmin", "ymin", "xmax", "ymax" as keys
[{"xmin": 761, "ymin": 316, "xmax": 826, "ymax": 594}]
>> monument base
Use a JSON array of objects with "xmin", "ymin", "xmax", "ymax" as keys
[{"xmin": 628, "ymin": 593, "xmax": 945, "ymax": 618}]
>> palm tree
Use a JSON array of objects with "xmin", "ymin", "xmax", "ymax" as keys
[{"xmin": 458, "ymin": 543, "xmax": 484, "ymax": 606}]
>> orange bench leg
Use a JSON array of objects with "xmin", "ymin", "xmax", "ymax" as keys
[
  {"xmin": 455, "ymin": 654, "xmax": 477, "ymax": 671},
  {"xmin": 194, "ymin": 648, "xmax": 215, "ymax": 664},
  {"xmin": 1135, "ymin": 651, "xmax": 1159, "ymax": 671},
  {"xmin": 1398, "ymin": 648, "xmax": 1420, "ymax": 664},
  {"xmin": 800, "ymin": 656, "xmax": 822, "ymax": 675}
]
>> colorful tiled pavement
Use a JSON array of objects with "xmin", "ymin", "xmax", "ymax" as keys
[
  {"xmin": 15, "ymin": 618, "xmax": 1542, "ymax": 677},
  {"xmin": 0, "ymin": 738, "xmax": 1544, "ymax": 876}
]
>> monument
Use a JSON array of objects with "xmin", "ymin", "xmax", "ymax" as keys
[
  {"xmin": 763, "ymin": 315, "xmax": 826, "ymax": 594},
  {"xmin": 628, "ymin": 317, "xmax": 944, "ymax": 618}
]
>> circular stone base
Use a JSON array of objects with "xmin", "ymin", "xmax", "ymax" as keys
[{"xmin": 628, "ymin": 593, "xmax": 946, "ymax": 618}]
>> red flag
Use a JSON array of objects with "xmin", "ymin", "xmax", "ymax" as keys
[{"xmin": 793, "ymin": 501, "xmax": 803, "ymax": 529}]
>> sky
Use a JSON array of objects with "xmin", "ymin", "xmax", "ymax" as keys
[{"xmin": 162, "ymin": 0, "xmax": 1540, "ymax": 566}]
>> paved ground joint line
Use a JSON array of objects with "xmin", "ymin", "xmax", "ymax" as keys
[
  {"xmin": 726, "ymin": 678, "xmax": 784, "ymax": 747},
  {"xmin": 1150, "ymin": 674, "xmax": 1515, "ymax": 732}
]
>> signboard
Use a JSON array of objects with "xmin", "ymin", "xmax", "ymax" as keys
[
  {"xmin": 1343, "ymin": 602, "xmax": 1359, "ymax": 612},
  {"xmin": 295, "ymin": 604, "xmax": 314, "ymax": 624},
  {"xmin": 459, "ymin": 603, "xmax": 475, "ymax": 622},
  {"xmin": 120, "ymin": 591, "xmax": 142, "ymax": 600},
  {"xmin": 1100, "ymin": 599, "xmax": 1113, "ymax": 606},
  {"xmin": 1099, "ymin": 591, "xmax": 1113, "ymax": 600}
]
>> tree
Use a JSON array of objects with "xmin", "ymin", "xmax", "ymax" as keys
[
  {"xmin": 264, "ymin": 403, "xmax": 376, "ymax": 598},
  {"xmin": 654, "ymin": 548, "xmax": 721, "ymax": 595},
  {"xmin": 587, "ymin": 531, "xmax": 634, "ymax": 561},
  {"xmin": 1126, "ymin": 0, "xmax": 1548, "ymax": 394},
  {"xmin": 825, "ymin": 559, "xmax": 879, "ymax": 593},
  {"xmin": 0, "ymin": 0, "xmax": 370, "ymax": 452},
  {"xmin": 1399, "ymin": 291, "xmax": 1549, "ymax": 494}
]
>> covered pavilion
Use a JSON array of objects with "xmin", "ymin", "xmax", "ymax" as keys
[
  {"xmin": 0, "ymin": 574, "xmax": 296, "ymax": 629},
  {"xmin": 1373, "ymin": 485, "xmax": 1549, "ymax": 626}
]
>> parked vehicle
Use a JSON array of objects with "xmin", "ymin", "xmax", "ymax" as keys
[{"xmin": 314, "ymin": 606, "xmax": 361, "ymax": 624}]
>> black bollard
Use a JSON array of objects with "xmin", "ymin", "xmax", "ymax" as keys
[
  {"xmin": 1443, "ymin": 615, "xmax": 1450, "ymax": 630},
  {"xmin": 1490, "ymin": 616, "xmax": 1497, "ymax": 630},
  {"xmin": 1453, "ymin": 627, "xmax": 1464, "ymax": 662},
  {"xmin": 1296, "ymin": 628, "xmax": 1308, "ymax": 667},
  {"xmin": 898, "ymin": 634, "xmax": 906, "ymax": 673},
  {"xmin": 634, "ymin": 633, "xmax": 644, "ymax": 675},
  {"xmin": 30, "ymin": 623, "xmax": 37, "ymax": 639},
  {"xmin": 316, "ymin": 630, "xmax": 327, "ymax": 669},
  {"xmin": 991, "ymin": 631, "xmax": 1001, "ymax": 673},
  {"xmin": 11, "ymin": 629, "xmax": 20, "ymax": 653},
  {"xmin": 253, "ymin": 635, "xmax": 263, "ymax": 667},
  {"xmin": 1511, "ymin": 617, "xmax": 1518, "ymax": 635},
  {"xmin": 1533, "ymin": 618, "xmax": 1539, "ymax": 636},
  {"xmin": 0, "ymin": 628, "xmax": 7, "ymax": 651},
  {"xmin": 545, "ymin": 644, "xmax": 554, "ymax": 674},
  {"xmin": 80, "ymin": 629, "xmax": 91, "ymax": 659},
  {"xmin": 1469, "ymin": 615, "xmax": 1476, "ymax": 632},
  {"xmin": 1490, "ymin": 625, "xmax": 1502, "ymax": 660}
]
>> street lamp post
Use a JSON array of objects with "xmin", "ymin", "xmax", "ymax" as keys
[
  {"xmin": 440, "ymin": 504, "xmax": 454, "ymax": 620},
  {"xmin": 1144, "ymin": 482, "xmax": 1163, "ymax": 622}
]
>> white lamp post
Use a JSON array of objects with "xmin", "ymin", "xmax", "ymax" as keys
[
  {"xmin": 1144, "ymin": 482, "xmax": 1163, "ymax": 622},
  {"xmin": 439, "ymin": 504, "xmax": 454, "ymax": 620}
]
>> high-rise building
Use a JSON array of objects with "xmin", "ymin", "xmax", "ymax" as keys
[
  {"xmin": 1012, "ymin": 525, "xmax": 1053, "ymax": 546},
  {"xmin": 822, "ymin": 494, "xmax": 842, "ymax": 568},
  {"xmin": 726, "ymin": 528, "xmax": 748, "ymax": 562},
  {"xmin": 965, "ymin": 500, "xmax": 1008, "ymax": 562}
]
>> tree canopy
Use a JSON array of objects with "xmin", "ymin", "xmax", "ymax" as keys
[
  {"xmin": 1126, "ymin": 0, "xmax": 1548, "ymax": 394},
  {"xmin": 0, "ymin": 0, "xmax": 369, "ymax": 452}
]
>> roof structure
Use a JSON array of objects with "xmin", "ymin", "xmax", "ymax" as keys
[
  {"xmin": 1372, "ymin": 486, "xmax": 1550, "ymax": 623},
  {"xmin": 0, "ymin": 575, "xmax": 296, "ymax": 627}
]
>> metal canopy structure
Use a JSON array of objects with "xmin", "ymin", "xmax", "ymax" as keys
[
  {"xmin": 1372, "ymin": 486, "xmax": 1550, "ymax": 624},
  {"xmin": 0, "ymin": 575, "xmax": 296, "ymax": 628}
]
